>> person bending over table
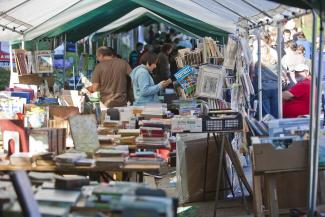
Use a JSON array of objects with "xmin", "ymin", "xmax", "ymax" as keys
[
  {"xmin": 130, "ymin": 51, "xmax": 171, "ymax": 106},
  {"xmin": 87, "ymin": 46, "xmax": 132, "ymax": 108},
  {"xmin": 283, "ymin": 64, "xmax": 311, "ymax": 118}
]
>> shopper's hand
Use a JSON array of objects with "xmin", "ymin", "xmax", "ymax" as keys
[{"xmin": 159, "ymin": 80, "xmax": 170, "ymax": 89}]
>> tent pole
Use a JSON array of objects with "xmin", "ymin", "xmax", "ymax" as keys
[
  {"xmin": 307, "ymin": 9, "xmax": 319, "ymax": 217},
  {"xmin": 89, "ymin": 34, "xmax": 94, "ymax": 55},
  {"xmin": 21, "ymin": 38, "xmax": 25, "ymax": 50},
  {"xmin": 9, "ymin": 41, "xmax": 15, "ymax": 88},
  {"xmin": 257, "ymin": 30, "xmax": 263, "ymax": 120},
  {"xmin": 63, "ymin": 33, "xmax": 67, "ymax": 81},
  {"xmin": 276, "ymin": 23, "xmax": 282, "ymax": 118}
]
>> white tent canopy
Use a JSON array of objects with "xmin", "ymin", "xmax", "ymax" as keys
[
  {"xmin": 0, "ymin": 0, "xmax": 302, "ymax": 42},
  {"xmin": 95, "ymin": 7, "xmax": 201, "ymax": 38}
]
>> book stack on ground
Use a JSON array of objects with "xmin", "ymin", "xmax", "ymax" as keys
[
  {"xmin": 55, "ymin": 152, "xmax": 87, "ymax": 167},
  {"xmin": 55, "ymin": 175, "xmax": 90, "ymax": 190},
  {"xmin": 33, "ymin": 152, "xmax": 55, "ymax": 166},
  {"xmin": 10, "ymin": 152, "xmax": 34, "ymax": 166},
  {"xmin": 95, "ymin": 145, "xmax": 129, "ymax": 167},
  {"xmin": 136, "ymin": 127, "xmax": 169, "ymax": 149},
  {"xmin": 126, "ymin": 151, "xmax": 164, "ymax": 165}
]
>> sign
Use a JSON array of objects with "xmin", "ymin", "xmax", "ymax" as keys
[{"xmin": 0, "ymin": 51, "xmax": 15, "ymax": 62}]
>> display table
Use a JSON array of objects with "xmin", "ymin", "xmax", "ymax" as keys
[{"xmin": 0, "ymin": 163, "xmax": 161, "ymax": 182}]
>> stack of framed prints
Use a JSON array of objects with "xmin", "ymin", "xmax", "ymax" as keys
[{"xmin": 14, "ymin": 49, "xmax": 54, "ymax": 75}]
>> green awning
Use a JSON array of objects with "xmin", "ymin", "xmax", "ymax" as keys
[{"xmin": 38, "ymin": 0, "xmax": 228, "ymax": 42}]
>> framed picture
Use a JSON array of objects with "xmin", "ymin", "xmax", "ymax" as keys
[
  {"xmin": 14, "ymin": 49, "xmax": 28, "ymax": 75},
  {"xmin": 223, "ymin": 36, "xmax": 238, "ymax": 70},
  {"xmin": 195, "ymin": 65, "xmax": 224, "ymax": 99},
  {"xmin": 35, "ymin": 50, "xmax": 54, "ymax": 73},
  {"xmin": 25, "ymin": 51, "xmax": 36, "ymax": 74}
]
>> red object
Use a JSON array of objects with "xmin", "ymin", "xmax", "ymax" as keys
[
  {"xmin": 0, "ymin": 50, "xmax": 15, "ymax": 62},
  {"xmin": 283, "ymin": 78, "xmax": 311, "ymax": 118},
  {"xmin": 16, "ymin": 113, "xmax": 24, "ymax": 121},
  {"xmin": 156, "ymin": 149, "xmax": 170, "ymax": 160},
  {"xmin": 0, "ymin": 120, "xmax": 29, "ymax": 154}
]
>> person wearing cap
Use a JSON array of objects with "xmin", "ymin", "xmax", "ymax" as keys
[{"xmin": 283, "ymin": 64, "xmax": 311, "ymax": 118}]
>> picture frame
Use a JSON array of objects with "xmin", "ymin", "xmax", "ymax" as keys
[
  {"xmin": 195, "ymin": 65, "xmax": 224, "ymax": 100},
  {"xmin": 35, "ymin": 50, "xmax": 54, "ymax": 73},
  {"xmin": 14, "ymin": 49, "xmax": 28, "ymax": 75}
]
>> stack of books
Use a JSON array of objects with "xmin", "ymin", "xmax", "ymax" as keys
[
  {"xmin": 118, "ymin": 129, "xmax": 140, "ymax": 137},
  {"xmin": 140, "ymin": 119, "xmax": 171, "ymax": 130},
  {"xmin": 102, "ymin": 120, "xmax": 120, "ymax": 129},
  {"xmin": 95, "ymin": 146, "xmax": 129, "ymax": 167},
  {"xmin": 140, "ymin": 105, "xmax": 167, "ymax": 119},
  {"xmin": 10, "ymin": 153, "xmax": 34, "ymax": 166},
  {"xmin": 55, "ymin": 152, "xmax": 87, "ymax": 167},
  {"xmin": 75, "ymin": 158, "xmax": 95, "ymax": 167},
  {"xmin": 126, "ymin": 151, "xmax": 164, "ymax": 165},
  {"xmin": 33, "ymin": 152, "xmax": 55, "ymax": 166},
  {"xmin": 55, "ymin": 175, "xmax": 90, "ymax": 190},
  {"xmin": 136, "ymin": 127, "xmax": 169, "ymax": 149}
]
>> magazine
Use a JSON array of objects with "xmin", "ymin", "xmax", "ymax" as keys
[{"xmin": 174, "ymin": 66, "xmax": 196, "ymax": 94}]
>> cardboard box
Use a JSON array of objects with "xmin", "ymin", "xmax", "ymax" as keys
[
  {"xmin": 176, "ymin": 134, "xmax": 222, "ymax": 203},
  {"xmin": 253, "ymin": 140, "xmax": 308, "ymax": 172}
]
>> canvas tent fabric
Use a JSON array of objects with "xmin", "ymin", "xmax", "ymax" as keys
[
  {"xmin": 0, "ymin": 0, "xmax": 296, "ymax": 42},
  {"xmin": 94, "ymin": 7, "xmax": 201, "ymax": 38}
]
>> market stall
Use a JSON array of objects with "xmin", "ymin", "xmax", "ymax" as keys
[{"xmin": 0, "ymin": 0, "xmax": 323, "ymax": 217}]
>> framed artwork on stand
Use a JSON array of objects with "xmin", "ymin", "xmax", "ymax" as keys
[
  {"xmin": 195, "ymin": 65, "xmax": 224, "ymax": 100},
  {"xmin": 35, "ymin": 50, "xmax": 54, "ymax": 73}
]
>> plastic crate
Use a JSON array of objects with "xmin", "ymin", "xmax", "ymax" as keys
[{"xmin": 202, "ymin": 111, "xmax": 243, "ymax": 132}]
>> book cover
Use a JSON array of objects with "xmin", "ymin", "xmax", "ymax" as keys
[{"xmin": 174, "ymin": 66, "xmax": 196, "ymax": 94}]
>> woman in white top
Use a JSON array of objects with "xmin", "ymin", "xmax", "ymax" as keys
[{"xmin": 282, "ymin": 40, "xmax": 306, "ymax": 71}]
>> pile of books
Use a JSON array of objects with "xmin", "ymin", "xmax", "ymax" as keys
[
  {"xmin": 102, "ymin": 120, "xmax": 120, "ymax": 129},
  {"xmin": 55, "ymin": 152, "xmax": 87, "ymax": 167},
  {"xmin": 55, "ymin": 175, "xmax": 90, "ymax": 190},
  {"xmin": 140, "ymin": 119, "xmax": 171, "ymax": 130},
  {"xmin": 136, "ymin": 127, "xmax": 169, "ymax": 149},
  {"xmin": 140, "ymin": 105, "xmax": 167, "ymax": 119},
  {"xmin": 33, "ymin": 152, "xmax": 55, "ymax": 166},
  {"xmin": 89, "ymin": 182, "xmax": 174, "ymax": 216},
  {"xmin": 95, "ymin": 146, "xmax": 129, "ymax": 167},
  {"xmin": 75, "ymin": 158, "xmax": 95, "ymax": 167},
  {"xmin": 126, "ymin": 151, "xmax": 164, "ymax": 165},
  {"xmin": 10, "ymin": 153, "xmax": 34, "ymax": 166}
]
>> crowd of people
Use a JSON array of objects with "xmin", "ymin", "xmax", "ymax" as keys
[
  {"xmin": 252, "ymin": 28, "xmax": 312, "ymax": 119},
  {"xmin": 87, "ymin": 28, "xmax": 192, "ymax": 108},
  {"xmin": 86, "ymin": 26, "xmax": 313, "ymax": 120}
]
